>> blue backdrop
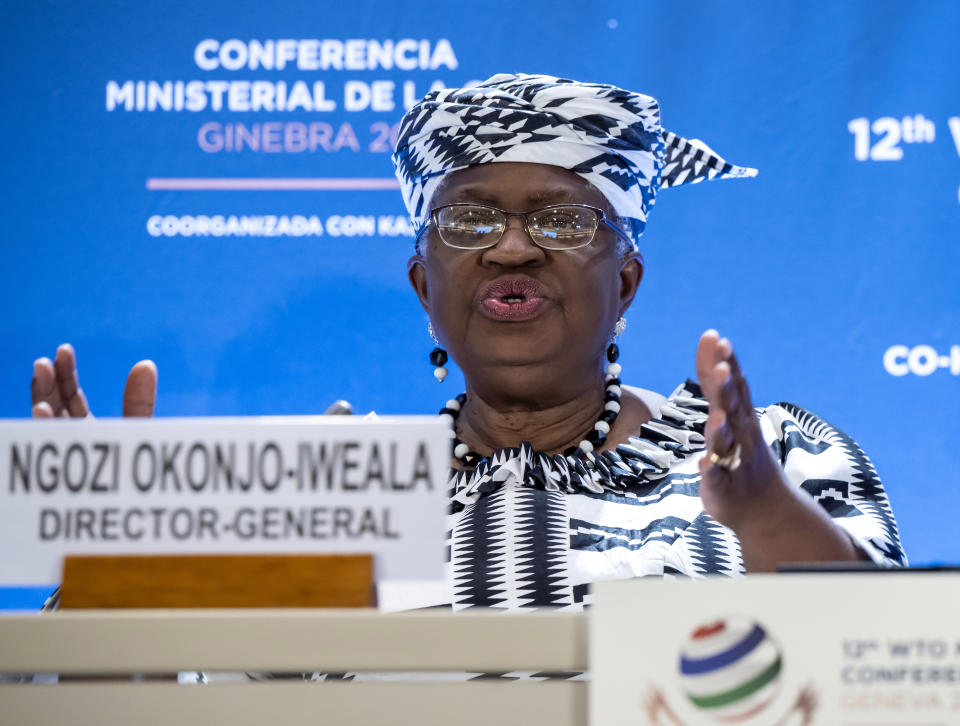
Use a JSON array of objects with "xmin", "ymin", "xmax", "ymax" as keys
[{"xmin": 2, "ymin": 0, "xmax": 958, "ymax": 606}]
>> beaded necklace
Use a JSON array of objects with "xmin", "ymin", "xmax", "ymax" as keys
[
  {"xmin": 442, "ymin": 379, "xmax": 710, "ymax": 516},
  {"xmin": 437, "ymin": 343, "xmax": 624, "ymax": 468}
]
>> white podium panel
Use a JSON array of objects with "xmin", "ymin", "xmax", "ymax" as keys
[
  {"xmin": 591, "ymin": 573, "xmax": 960, "ymax": 726},
  {"xmin": 0, "ymin": 609, "xmax": 588, "ymax": 726}
]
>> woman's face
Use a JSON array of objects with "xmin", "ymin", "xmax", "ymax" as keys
[{"xmin": 408, "ymin": 162, "xmax": 643, "ymax": 396}]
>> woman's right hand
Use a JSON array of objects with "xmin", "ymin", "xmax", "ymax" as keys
[{"xmin": 31, "ymin": 343, "xmax": 157, "ymax": 418}]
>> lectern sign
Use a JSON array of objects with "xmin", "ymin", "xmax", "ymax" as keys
[
  {"xmin": 591, "ymin": 574, "xmax": 960, "ymax": 726},
  {"xmin": 0, "ymin": 416, "xmax": 451, "ymax": 582}
]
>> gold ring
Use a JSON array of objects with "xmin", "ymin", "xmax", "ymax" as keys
[{"xmin": 708, "ymin": 444, "xmax": 742, "ymax": 472}]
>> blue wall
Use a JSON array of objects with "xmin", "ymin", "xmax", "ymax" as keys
[{"xmin": 2, "ymin": 1, "xmax": 958, "ymax": 606}]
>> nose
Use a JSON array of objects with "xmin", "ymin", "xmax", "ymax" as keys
[{"xmin": 480, "ymin": 216, "xmax": 546, "ymax": 267}]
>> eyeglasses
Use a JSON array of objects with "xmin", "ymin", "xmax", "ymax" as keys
[{"xmin": 422, "ymin": 203, "xmax": 632, "ymax": 251}]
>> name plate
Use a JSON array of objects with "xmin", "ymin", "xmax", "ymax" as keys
[
  {"xmin": 0, "ymin": 416, "xmax": 451, "ymax": 584},
  {"xmin": 592, "ymin": 573, "xmax": 960, "ymax": 726}
]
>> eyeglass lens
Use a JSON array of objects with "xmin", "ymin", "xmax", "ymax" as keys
[{"xmin": 435, "ymin": 205, "xmax": 599, "ymax": 249}]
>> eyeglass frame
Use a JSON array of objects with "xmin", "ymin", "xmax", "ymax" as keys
[{"xmin": 417, "ymin": 202, "xmax": 635, "ymax": 251}]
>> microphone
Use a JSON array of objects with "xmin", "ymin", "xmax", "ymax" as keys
[{"xmin": 322, "ymin": 400, "xmax": 353, "ymax": 416}]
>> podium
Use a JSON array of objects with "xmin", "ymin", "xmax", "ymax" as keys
[
  {"xmin": 3, "ymin": 572, "xmax": 960, "ymax": 726},
  {"xmin": 0, "ymin": 608, "xmax": 588, "ymax": 726}
]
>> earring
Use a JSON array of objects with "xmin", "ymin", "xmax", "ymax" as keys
[
  {"xmin": 606, "ymin": 317, "xmax": 625, "ymax": 378},
  {"xmin": 427, "ymin": 321, "xmax": 448, "ymax": 382},
  {"xmin": 613, "ymin": 316, "xmax": 627, "ymax": 338}
]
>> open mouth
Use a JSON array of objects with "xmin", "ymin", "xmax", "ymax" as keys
[{"xmin": 476, "ymin": 276, "xmax": 550, "ymax": 321}]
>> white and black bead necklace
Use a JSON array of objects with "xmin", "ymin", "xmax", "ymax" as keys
[{"xmin": 437, "ymin": 343, "xmax": 624, "ymax": 468}]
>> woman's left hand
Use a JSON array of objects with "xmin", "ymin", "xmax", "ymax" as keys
[
  {"xmin": 693, "ymin": 330, "xmax": 863, "ymax": 571},
  {"xmin": 694, "ymin": 330, "xmax": 792, "ymax": 533}
]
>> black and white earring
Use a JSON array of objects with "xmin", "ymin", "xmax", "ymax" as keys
[
  {"xmin": 428, "ymin": 322, "xmax": 448, "ymax": 382},
  {"xmin": 606, "ymin": 316, "xmax": 626, "ymax": 379},
  {"xmin": 602, "ymin": 315, "xmax": 626, "ymax": 411}
]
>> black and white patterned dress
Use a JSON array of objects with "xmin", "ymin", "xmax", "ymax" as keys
[{"xmin": 444, "ymin": 380, "xmax": 905, "ymax": 612}]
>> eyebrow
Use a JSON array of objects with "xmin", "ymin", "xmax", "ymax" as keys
[{"xmin": 444, "ymin": 186, "xmax": 582, "ymax": 207}]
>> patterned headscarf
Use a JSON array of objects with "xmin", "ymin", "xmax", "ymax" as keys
[{"xmin": 392, "ymin": 73, "xmax": 757, "ymax": 248}]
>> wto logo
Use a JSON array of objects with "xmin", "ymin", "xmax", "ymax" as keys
[
  {"xmin": 644, "ymin": 616, "xmax": 817, "ymax": 725},
  {"xmin": 883, "ymin": 345, "xmax": 960, "ymax": 377}
]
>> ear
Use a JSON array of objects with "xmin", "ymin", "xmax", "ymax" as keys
[
  {"xmin": 617, "ymin": 252, "xmax": 644, "ymax": 317},
  {"xmin": 407, "ymin": 254, "xmax": 430, "ymax": 313}
]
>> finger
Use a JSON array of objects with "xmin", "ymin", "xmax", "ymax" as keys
[
  {"xmin": 32, "ymin": 401, "xmax": 54, "ymax": 418},
  {"xmin": 31, "ymin": 357, "xmax": 58, "ymax": 407},
  {"xmin": 722, "ymin": 350, "xmax": 757, "ymax": 433},
  {"xmin": 707, "ymin": 338, "xmax": 746, "ymax": 415},
  {"xmin": 698, "ymin": 454, "xmax": 717, "ymax": 483},
  {"xmin": 123, "ymin": 360, "xmax": 157, "ymax": 417},
  {"xmin": 698, "ymin": 451, "xmax": 732, "ymax": 489},
  {"xmin": 704, "ymin": 408, "xmax": 736, "ymax": 457},
  {"xmin": 726, "ymin": 351, "xmax": 754, "ymax": 409},
  {"xmin": 66, "ymin": 387, "xmax": 91, "ymax": 418},
  {"xmin": 712, "ymin": 359, "xmax": 732, "ymax": 405},
  {"xmin": 715, "ymin": 336, "xmax": 732, "ymax": 363},
  {"xmin": 53, "ymin": 343, "xmax": 87, "ymax": 416},
  {"xmin": 695, "ymin": 329, "xmax": 721, "ymax": 399},
  {"xmin": 712, "ymin": 359, "xmax": 746, "ymax": 418},
  {"xmin": 698, "ymin": 455, "xmax": 711, "ymax": 477},
  {"xmin": 711, "ymin": 351, "xmax": 768, "ymax": 469}
]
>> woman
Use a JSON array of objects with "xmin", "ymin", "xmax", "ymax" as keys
[{"xmin": 32, "ymin": 74, "xmax": 905, "ymax": 612}]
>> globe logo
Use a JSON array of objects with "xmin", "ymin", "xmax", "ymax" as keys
[{"xmin": 678, "ymin": 616, "xmax": 782, "ymax": 722}]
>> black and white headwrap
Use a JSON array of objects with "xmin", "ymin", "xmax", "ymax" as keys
[{"xmin": 393, "ymin": 73, "xmax": 758, "ymax": 248}]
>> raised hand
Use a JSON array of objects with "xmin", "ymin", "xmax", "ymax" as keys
[
  {"xmin": 31, "ymin": 343, "xmax": 157, "ymax": 418},
  {"xmin": 694, "ymin": 329, "xmax": 860, "ymax": 570},
  {"xmin": 694, "ymin": 329, "xmax": 788, "ymax": 532}
]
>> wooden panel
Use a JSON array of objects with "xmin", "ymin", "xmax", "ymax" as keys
[
  {"xmin": 60, "ymin": 554, "xmax": 373, "ymax": 608},
  {"xmin": 0, "ymin": 681, "xmax": 588, "ymax": 726},
  {"xmin": 0, "ymin": 610, "xmax": 587, "ymax": 673}
]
